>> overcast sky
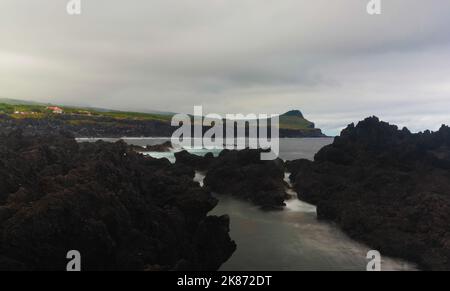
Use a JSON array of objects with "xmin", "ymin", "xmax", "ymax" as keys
[{"xmin": 1, "ymin": 0, "xmax": 450, "ymax": 135}]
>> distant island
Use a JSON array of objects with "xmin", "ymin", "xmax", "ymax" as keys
[{"xmin": 0, "ymin": 98, "xmax": 326, "ymax": 138}]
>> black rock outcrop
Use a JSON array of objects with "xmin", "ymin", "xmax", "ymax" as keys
[
  {"xmin": 0, "ymin": 131, "xmax": 236, "ymax": 271},
  {"xmin": 289, "ymin": 117, "xmax": 450, "ymax": 270},
  {"xmin": 130, "ymin": 141, "xmax": 173, "ymax": 153},
  {"xmin": 203, "ymin": 149, "xmax": 289, "ymax": 210},
  {"xmin": 175, "ymin": 150, "xmax": 215, "ymax": 172}
]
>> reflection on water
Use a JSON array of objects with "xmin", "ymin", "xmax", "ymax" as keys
[{"xmin": 78, "ymin": 137, "xmax": 417, "ymax": 271}]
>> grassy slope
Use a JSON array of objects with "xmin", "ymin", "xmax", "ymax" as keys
[
  {"xmin": 0, "ymin": 103, "xmax": 172, "ymax": 122},
  {"xmin": 279, "ymin": 115, "xmax": 315, "ymax": 131},
  {"xmin": 0, "ymin": 101, "xmax": 318, "ymax": 131}
]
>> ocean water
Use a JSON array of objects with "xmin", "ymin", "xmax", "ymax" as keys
[
  {"xmin": 78, "ymin": 137, "xmax": 417, "ymax": 271},
  {"xmin": 78, "ymin": 137, "xmax": 223, "ymax": 163},
  {"xmin": 77, "ymin": 137, "xmax": 333, "ymax": 162},
  {"xmin": 209, "ymin": 185, "xmax": 416, "ymax": 271}
]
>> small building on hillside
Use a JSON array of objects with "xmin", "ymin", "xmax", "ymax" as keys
[
  {"xmin": 46, "ymin": 106, "xmax": 64, "ymax": 114},
  {"xmin": 76, "ymin": 110, "xmax": 92, "ymax": 116}
]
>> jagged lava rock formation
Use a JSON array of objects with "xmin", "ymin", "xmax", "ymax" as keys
[
  {"xmin": 173, "ymin": 149, "xmax": 289, "ymax": 210},
  {"xmin": 175, "ymin": 150, "xmax": 215, "ymax": 172},
  {"xmin": 130, "ymin": 141, "xmax": 173, "ymax": 152},
  {"xmin": 288, "ymin": 117, "xmax": 450, "ymax": 270},
  {"xmin": 202, "ymin": 149, "xmax": 289, "ymax": 210},
  {"xmin": 0, "ymin": 131, "xmax": 235, "ymax": 271}
]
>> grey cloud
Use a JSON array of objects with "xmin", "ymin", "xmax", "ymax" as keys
[{"xmin": 1, "ymin": 0, "xmax": 450, "ymax": 135}]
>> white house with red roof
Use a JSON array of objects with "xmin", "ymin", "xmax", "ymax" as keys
[{"xmin": 46, "ymin": 106, "xmax": 64, "ymax": 114}]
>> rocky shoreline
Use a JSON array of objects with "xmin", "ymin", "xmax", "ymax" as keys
[
  {"xmin": 1, "ymin": 115, "xmax": 449, "ymax": 271},
  {"xmin": 287, "ymin": 117, "xmax": 450, "ymax": 270},
  {"xmin": 0, "ymin": 130, "xmax": 236, "ymax": 271},
  {"xmin": 204, "ymin": 150, "xmax": 290, "ymax": 211},
  {"xmin": 0, "ymin": 114, "xmax": 175, "ymax": 138},
  {"xmin": 0, "ymin": 113, "xmax": 326, "ymax": 138},
  {"xmin": 130, "ymin": 141, "xmax": 173, "ymax": 152},
  {"xmin": 174, "ymin": 149, "xmax": 290, "ymax": 210}
]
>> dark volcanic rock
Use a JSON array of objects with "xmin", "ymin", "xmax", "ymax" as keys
[
  {"xmin": 145, "ymin": 141, "xmax": 173, "ymax": 152},
  {"xmin": 173, "ymin": 149, "xmax": 289, "ymax": 209},
  {"xmin": 129, "ymin": 141, "xmax": 173, "ymax": 153},
  {"xmin": 0, "ymin": 131, "xmax": 235, "ymax": 271},
  {"xmin": 289, "ymin": 117, "xmax": 450, "ymax": 270},
  {"xmin": 175, "ymin": 150, "xmax": 214, "ymax": 171},
  {"xmin": 204, "ymin": 149, "xmax": 289, "ymax": 210}
]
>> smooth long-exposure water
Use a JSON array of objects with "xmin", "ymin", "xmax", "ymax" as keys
[{"xmin": 78, "ymin": 137, "xmax": 416, "ymax": 271}]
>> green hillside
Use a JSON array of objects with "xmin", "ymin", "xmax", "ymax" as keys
[
  {"xmin": 0, "ymin": 101, "xmax": 172, "ymax": 122},
  {"xmin": 279, "ymin": 110, "xmax": 316, "ymax": 130},
  {"xmin": 0, "ymin": 99, "xmax": 320, "ymax": 132}
]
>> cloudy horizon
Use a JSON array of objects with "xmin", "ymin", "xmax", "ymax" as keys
[{"xmin": 1, "ymin": 0, "xmax": 450, "ymax": 135}]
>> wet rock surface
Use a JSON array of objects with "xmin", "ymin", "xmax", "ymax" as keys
[
  {"xmin": 130, "ymin": 141, "xmax": 173, "ymax": 152},
  {"xmin": 0, "ymin": 130, "xmax": 235, "ymax": 271},
  {"xmin": 202, "ymin": 149, "xmax": 289, "ymax": 210},
  {"xmin": 144, "ymin": 141, "xmax": 173, "ymax": 152},
  {"xmin": 175, "ymin": 150, "xmax": 215, "ymax": 172},
  {"xmin": 289, "ymin": 117, "xmax": 450, "ymax": 270}
]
